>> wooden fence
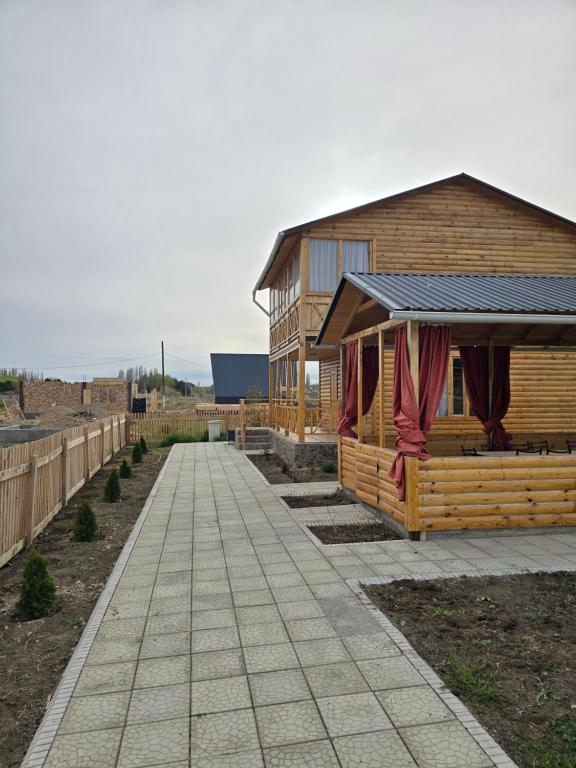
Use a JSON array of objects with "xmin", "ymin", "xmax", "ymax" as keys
[{"xmin": 0, "ymin": 415, "xmax": 126, "ymax": 569}]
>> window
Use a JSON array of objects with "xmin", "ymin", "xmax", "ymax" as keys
[
  {"xmin": 309, "ymin": 239, "xmax": 338, "ymax": 291},
  {"xmin": 436, "ymin": 355, "xmax": 467, "ymax": 416},
  {"xmin": 270, "ymin": 251, "xmax": 301, "ymax": 321},
  {"xmin": 342, "ymin": 240, "xmax": 369, "ymax": 273}
]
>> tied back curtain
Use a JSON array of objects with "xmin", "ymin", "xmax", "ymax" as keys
[
  {"xmin": 459, "ymin": 346, "xmax": 512, "ymax": 450},
  {"xmin": 388, "ymin": 325, "xmax": 452, "ymax": 500},
  {"xmin": 337, "ymin": 342, "xmax": 379, "ymax": 438}
]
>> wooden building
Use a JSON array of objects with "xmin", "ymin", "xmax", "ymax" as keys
[
  {"xmin": 253, "ymin": 173, "xmax": 576, "ymax": 534},
  {"xmin": 253, "ymin": 173, "xmax": 576, "ymax": 442}
]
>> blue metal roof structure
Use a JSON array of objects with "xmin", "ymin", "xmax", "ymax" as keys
[{"xmin": 210, "ymin": 354, "xmax": 269, "ymax": 404}]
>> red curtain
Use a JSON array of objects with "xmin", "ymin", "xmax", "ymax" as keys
[
  {"xmin": 388, "ymin": 325, "xmax": 452, "ymax": 500},
  {"xmin": 337, "ymin": 342, "xmax": 379, "ymax": 438},
  {"xmin": 459, "ymin": 346, "xmax": 512, "ymax": 449}
]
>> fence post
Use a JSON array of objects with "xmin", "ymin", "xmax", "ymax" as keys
[
  {"xmin": 24, "ymin": 455, "xmax": 38, "ymax": 548},
  {"xmin": 84, "ymin": 425, "xmax": 90, "ymax": 482},
  {"xmin": 100, "ymin": 421, "xmax": 106, "ymax": 467},
  {"xmin": 61, "ymin": 436, "xmax": 69, "ymax": 507}
]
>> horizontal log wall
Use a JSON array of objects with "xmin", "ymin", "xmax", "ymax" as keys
[
  {"xmin": 0, "ymin": 415, "xmax": 126, "ymax": 568},
  {"xmin": 340, "ymin": 437, "xmax": 406, "ymax": 526},
  {"xmin": 418, "ymin": 454, "xmax": 576, "ymax": 531}
]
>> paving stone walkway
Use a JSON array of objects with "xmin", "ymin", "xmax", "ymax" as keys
[{"xmin": 25, "ymin": 443, "xmax": 576, "ymax": 768}]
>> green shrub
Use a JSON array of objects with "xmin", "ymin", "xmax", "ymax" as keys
[
  {"xmin": 159, "ymin": 432, "xmax": 200, "ymax": 447},
  {"xmin": 104, "ymin": 469, "xmax": 121, "ymax": 502},
  {"xmin": 15, "ymin": 550, "xmax": 56, "ymax": 620},
  {"xmin": 119, "ymin": 459, "xmax": 132, "ymax": 478},
  {"xmin": 139, "ymin": 436, "xmax": 148, "ymax": 454},
  {"xmin": 74, "ymin": 501, "xmax": 97, "ymax": 541},
  {"xmin": 132, "ymin": 442, "xmax": 143, "ymax": 464},
  {"xmin": 321, "ymin": 461, "xmax": 337, "ymax": 473}
]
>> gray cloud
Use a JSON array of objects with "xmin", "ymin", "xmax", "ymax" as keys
[{"xmin": 1, "ymin": 0, "xmax": 575, "ymax": 381}]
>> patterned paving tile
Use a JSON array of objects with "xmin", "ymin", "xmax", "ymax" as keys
[
  {"xmin": 248, "ymin": 668, "xmax": 311, "ymax": 706},
  {"xmin": 44, "ymin": 728, "xmax": 123, "ymax": 768},
  {"xmin": 243, "ymin": 642, "xmax": 299, "ymax": 673},
  {"xmin": 191, "ymin": 648, "xmax": 246, "ymax": 681},
  {"xmin": 191, "ymin": 627, "xmax": 240, "ymax": 653},
  {"xmin": 284, "ymin": 618, "xmax": 336, "ymax": 641},
  {"xmin": 59, "ymin": 691, "xmax": 130, "ymax": 734},
  {"xmin": 303, "ymin": 662, "xmax": 370, "ymax": 698},
  {"xmin": 343, "ymin": 633, "xmax": 400, "ymax": 660},
  {"xmin": 263, "ymin": 740, "xmax": 340, "ymax": 767},
  {"xmin": 140, "ymin": 632, "xmax": 190, "ymax": 659},
  {"xmin": 134, "ymin": 655, "xmax": 191, "ymax": 688},
  {"xmin": 128, "ymin": 683, "xmax": 190, "ymax": 723},
  {"xmin": 74, "ymin": 660, "xmax": 136, "ymax": 696},
  {"xmin": 191, "ymin": 675, "xmax": 251, "ymax": 714},
  {"xmin": 316, "ymin": 692, "xmax": 392, "ymax": 737},
  {"xmin": 399, "ymin": 720, "xmax": 493, "ymax": 767},
  {"xmin": 333, "ymin": 729, "xmax": 417, "ymax": 767},
  {"xmin": 293, "ymin": 638, "xmax": 351, "ymax": 667},
  {"xmin": 255, "ymin": 700, "xmax": 327, "ymax": 747},
  {"xmin": 377, "ymin": 686, "xmax": 454, "ymax": 727},
  {"xmin": 190, "ymin": 752, "xmax": 264, "ymax": 768},
  {"xmin": 117, "ymin": 718, "xmax": 189, "ymax": 767},
  {"xmin": 190, "ymin": 708, "xmax": 259, "ymax": 757},
  {"xmin": 277, "ymin": 600, "xmax": 325, "ymax": 621},
  {"xmin": 239, "ymin": 621, "xmax": 289, "ymax": 646},
  {"xmin": 357, "ymin": 657, "xmax": 426, "ymax": 690},
  {"xmin": 145, "ymin": 612, "xmax": 191, "ymax": 635}
]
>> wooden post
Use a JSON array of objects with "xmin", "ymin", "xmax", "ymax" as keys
[
  {"xmin": 378, "ymin": 330, "xmax": 385, "ymax": 448},
  {"xmin": 408, "ymin": 320, "xmax": 420, "ymax": 407},
  {"xmin": 84, "ymin": 425, "xmax": 90, "ymax": 481},
  {"xmin": 357, "ymin": 338, "xmax": 364, "ymax": 443},
  {"xmin": 297, "ymin": 345, "xmax": 306, "ymax": 443},
  {"xmin": 25, "ymin": 455, "xmax": 38, "ymax": 548},
  {"xmin": 268, "ymin": 362, "xmax": 273, "ymax": 427},
  {"xmin": 240, "ymin": 399, "xmax": 246, "ymax": 445},
  {"xmin": 61, "ymin": 436, "xmax": 69, "ymax": 507},
  {"xmin": 285, "ymin": 354, "xmax": 292, "ymax": 437},
  {"xmin": 100, "ymin": 421, "xmax": 106, "ymax": 468},
  {"xmin": 488, "ymin": 339, "xmax": 494, "ymax": 449},
  {"xmin": 404, "ymin": 456, "xmax": 421, "ymax": 539}
]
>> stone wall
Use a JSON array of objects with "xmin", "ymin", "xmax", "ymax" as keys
[
  {"xmin": 20, "ymin": 381, "xmax": 84, "ymax": 413},
  {"xmin": 89, "ymin": 381, "xmax": 129, "ymax": 413},
  {"xmin": 19, "ymin": 379, "xmax": 128, "ymax": 415},
  {"xmin": 271, "ymin": 430, "xmax": 337, "ymax": 468}
]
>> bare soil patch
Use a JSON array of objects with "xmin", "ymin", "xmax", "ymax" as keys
[
  {"xmin": 0, "ymin": 446, "xmax": 168, "ymax": 768},
  {"xmin": 309, "ymin": 522, "xmax": 402, "ymax": 543},
  {"xmin": 282, "ymin": 489, "xmax": 352, "ymax": 508},
  {"xmin": 248, "ymin": 451, "xmax": 337, "ymax": 484},
  {"xmin": 364, "ymin": 573, "xmax": 576, "ymax": 768}
]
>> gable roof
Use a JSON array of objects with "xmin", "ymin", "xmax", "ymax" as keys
[
  {"xmin": 316, "ymin": 272, "xmax": 576, "ymax": 345},
  {"xmin": 210, "ymin": 353, "xmax": 269, "ymax": 399},
  {"xmin": 254, "ymin": 173, "xmax": 576, "ymax": 291}
]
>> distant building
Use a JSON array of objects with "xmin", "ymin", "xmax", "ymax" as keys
[{"xmin": 210, "ymin": 354, "xmax": 269, "ymax": 404}]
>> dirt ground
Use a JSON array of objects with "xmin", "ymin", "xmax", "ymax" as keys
[
  {"xmin": 248, "ymin": 451, "xmax": 338, "ymax": 484},
  {"xmin": 365, "ymin": 573, "xmax": 576, "ymax": 768},
  {"xmin": 0, "ymin": 445, "xmax": 168, "ymax": 768},
  {"xmin": 309, "ymin": 522, "xmax": 402, "ymax": 543},
  {"xmin": 282, "ymin": 489, "xmax": 352, "ymax": 508}
]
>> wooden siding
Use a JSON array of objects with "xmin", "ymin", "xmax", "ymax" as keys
[
  {"xmin": 340, "ymin": 438, "xmax": 576, "ymax": 533},
  {"xmin": 419, "ymin": 454, "xmax": 576, "ymax": 531},
  {"xmin": 303, "ymin": 178, "xmax": 576, "ymax": 275},
  {"xmin": 319, "ymin": 357, "xmax": 340, "ymax": 431},
  {"xmin": 340, "ymin": 437, "xmax": 406, "ymax": 526}
]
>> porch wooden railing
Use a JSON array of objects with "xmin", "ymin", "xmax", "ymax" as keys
[
  {"xmin": 339, "ymin": 436, "xmax": 576, "ymax": 533},
  {"xmin": 0, "ymin": 415, "xmax": 126, "ymax": 568},
  {"xmin": 270, "ymin": 399, "xmax": 321, "ymax": 435}
]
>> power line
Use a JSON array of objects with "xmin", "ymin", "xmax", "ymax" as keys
[
  {"xmin": 166, "ymin": 352, "xmax": 212, "ymax": 371},
  {"xmin": 4, "ymin": 353, "xmax": 159, "ymax": 371}
]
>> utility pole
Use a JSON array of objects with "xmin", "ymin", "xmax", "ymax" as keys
[{"xmin": 161, "ymin": 341, "xmax": 165, "ymax": 398}]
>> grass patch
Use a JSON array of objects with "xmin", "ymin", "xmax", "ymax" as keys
[{"xmin": 445, "ymin": 655, "xmax": 504, "ymax": 706}]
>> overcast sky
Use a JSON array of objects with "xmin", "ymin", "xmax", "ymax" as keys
[{"xmin": 1, "ymin": 0, "xmax": 575, "ymax": 383}]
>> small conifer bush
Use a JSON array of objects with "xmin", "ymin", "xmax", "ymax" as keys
[
  {"xmin": 119, "ymin": 459, "xmax": 132, "ymax": 478},
  {"xmin": 132, "ymin": 442, "xmax": 143, "ymax": 464},
  {"xmin": 104, "ymin": 468, "xmax": 121, "ymax": 502},
  {"xmin": 139, "ymin": 436, "xmax": 148, "ymax": 454},
  {"xmin": 16, "ymin": 550, "xmax": 57, "ymax": 620},
  {"xmin": 74, "ymin": 501, "xmax": 97, "ymax": 541}
]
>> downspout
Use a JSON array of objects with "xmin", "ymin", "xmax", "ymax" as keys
[{"xmin": 252, "ymin": 288, "xmax": 270, "ymax": 317}]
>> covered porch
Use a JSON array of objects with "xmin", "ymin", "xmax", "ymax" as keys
[{"xmin": 317, "ymin": 272, "xmax": 576, "ymax": 536}]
